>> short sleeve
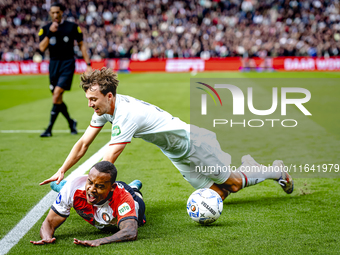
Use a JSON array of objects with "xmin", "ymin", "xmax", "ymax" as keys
[
  {"xmin": 75, "ymin": 24, "xmax": 83, "ymax": 43},
  {"xmin": 38, "ymin": 27, "xmax": 46, "ymax": 42},
  {"xmin": 116, "ymin": 198, "xmax": 138, "ymax": 227},
  {"xmin": 90, "ymin": 113, "xmax": 107, "ymax": 128},
  {"xmin": 109, "ymin": 117, "xmax": 137, "ymax": 145},
  {"xmin": 51, "ymin": 182, "xmax": 73, "ymax": 217}
]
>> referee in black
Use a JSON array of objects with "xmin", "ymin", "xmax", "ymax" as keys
[{"xmin": 38, "ymin": 2, "xmax": 91, "ymax": 137}]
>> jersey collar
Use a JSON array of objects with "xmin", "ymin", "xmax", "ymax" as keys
[
  {"xmin": 95, "ymin": 191, "xmax": 113, "ymax": 206},
  {"xmin": 112, "ymin": 94, "xmax": 120, "ymax": 120}
]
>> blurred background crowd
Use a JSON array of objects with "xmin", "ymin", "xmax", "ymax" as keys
[{"xmin": 1, "ymin": 0, "xmax": 340, "ymax": 61}]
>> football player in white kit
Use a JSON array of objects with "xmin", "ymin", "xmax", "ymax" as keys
[{"xmin": 40, "ymin": 68, "xmax": 294, "ymax": 200}]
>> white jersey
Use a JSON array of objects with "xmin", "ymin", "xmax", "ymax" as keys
[{"xmin": 90, "ymin": 94, "xmax": 190, "ymax": 159}]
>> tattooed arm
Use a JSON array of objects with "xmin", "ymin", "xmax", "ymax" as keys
[{"xmin": 73, "ymin": 219, "xmax": 138, "ymax": 247}]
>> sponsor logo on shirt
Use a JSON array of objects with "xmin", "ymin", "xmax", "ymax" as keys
[
  {"xmin": 112, "ymin": 125, "xmax": 121, "ymax": 137},
  {"xmin": 38, "ymin": 28, "xmax": 43, "ymax": 36},
  {"xmin": 118, "ymin": 202, "xmax": 131, "ymax": 216}
]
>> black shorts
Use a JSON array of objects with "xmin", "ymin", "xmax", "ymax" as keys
[{"xmin": 49, "ymin": 59, "xmax": 75, "ymax": 93}]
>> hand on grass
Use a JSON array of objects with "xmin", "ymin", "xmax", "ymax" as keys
[
  {"xmin": 30, "ymin": 237, "xmax": 56, "ymax": 245},
  {"xmin": 74, "ymin": 238, "xmax": 101, "ymax": 247}
]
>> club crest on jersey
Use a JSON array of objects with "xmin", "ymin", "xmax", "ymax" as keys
[
  {"xmin": 102, "ymin": 212, "xmax": 111, "ymax": 223},
  {"xmin": 118, "ymin": 202, "xmax": 131, "ymax": 216},
  {"xmin": 63, "ymin": 36, "xmax": 69, "ymax": 43},
  {"xmin": 112, "ymin": 125, "xmax": 121, "ymax": 137}
]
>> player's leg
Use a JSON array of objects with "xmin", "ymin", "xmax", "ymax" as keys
[
  {"xmin": 190, "ymin": 126, "xmax": 294, "ymax": 195},
  {"xmin": 209, "ymin": 183, "xmax": 232, "ymax": 201},
  {"xmin": 41, "ymin": 87, "xmax": 64, "ymax": 137},
  {"xmin": 41, "ymin": 61, "xmax": 60, "ymax": 137},
  {"xmin": 128, "ymin": 180, "xmax": 146, "ymax": 226},
  {"xmin": 57, "ymin": 59, "xmax": 77, "ymax": 134},
  {"xmin": 170, "ymin": 159, "xmax": 233, "ymax": 200},
  {"xmin": 128, "ymin": 180, "xmax": 143, "ymax": 200},
  {"xmin": 220, "ymin": 155, "xmax": 294, "ymax": 194},
  {"xmin": 186, "ymin": 126, "xmax": 234, "ymax": 200}
]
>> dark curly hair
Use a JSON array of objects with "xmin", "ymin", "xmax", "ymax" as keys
[{"xmin": 91, "ymin": 161, "xmax": 117, "ymax": 184}]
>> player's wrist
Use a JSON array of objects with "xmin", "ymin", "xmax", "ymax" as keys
[
  {"xmin": 87, "ymin": 62, "xmax": 91, "ymax": 67},
  {"xmin": 46, "ymin": 29, "xmax": 53, "ymax": 38}
]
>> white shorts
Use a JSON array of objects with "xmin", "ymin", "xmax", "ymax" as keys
[{"xmin": 169, "ymin": 125, "xmax": 232, "ymax": 190}]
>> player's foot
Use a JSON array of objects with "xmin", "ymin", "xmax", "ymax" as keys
[
  {"xmin": 128, "ymin": 180, "xmax": 142, "ymax": 191},
  {"xmin": 273, "ymin": 160, "xmax": 294, "ymax": 194},
  {"xmin": 70, "ymin": 119, "xmax": 78, "ymax": 135},
  {"xmin": 40, "ymin": 129, "xmax": 52, "ymax": 137},
  {"xmin": 50, "ymin": 180, "xmax": 67, "ymax": 193},
  {"xmin": 241, "ymin": 154, "xmax": 261, "ymax": 167}
]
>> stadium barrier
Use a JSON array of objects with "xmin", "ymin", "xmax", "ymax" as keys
[{"xmin": 1, "ymin": 57, "xmax": 340, "ymax": 75}]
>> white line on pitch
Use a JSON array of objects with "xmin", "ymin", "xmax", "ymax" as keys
[
  {"xmin": 0, "ymin": 129, "xmax": 111, "ymax": 133},
  {"xmin": 0, "ymin": 142, "xmax": 110, "ymax": 255}
]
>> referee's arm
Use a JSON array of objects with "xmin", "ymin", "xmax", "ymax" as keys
[
  {"xmin": 39, "ymin": 37, "xmax": 49, "ymax": 52},
  {"xmin": 79, "ymin": 41, "xmax": 92, "ymax": 72},
  {"xmin": 39, "ymin": 22, "xmax": 58, "ymax": 52}
]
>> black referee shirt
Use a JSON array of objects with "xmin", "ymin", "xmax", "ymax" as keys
[{"xmin": 39, "ymin": 20, "xmax": 83, "ymax": 60}]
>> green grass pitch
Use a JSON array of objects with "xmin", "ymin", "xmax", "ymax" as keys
[{"xmin": 0, "ymin": 72, "xmax": 340, "ymax": 254}]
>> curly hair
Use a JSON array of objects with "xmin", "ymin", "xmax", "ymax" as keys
[
  {"xmin": 91, "ymin": 161, "xmax": 117, "ymax": 184},
  {"xmin": 80, "ymin": 67, "xmax": 119, "ymax": 96}
]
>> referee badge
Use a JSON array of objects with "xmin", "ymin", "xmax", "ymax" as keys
[
  {"xmin": 63, "ymin": 36, "xmax": 69, "ymax": 43},
  {"xmin": 49, "ymin": 37, "xmax": 56, "ymax": 45}
]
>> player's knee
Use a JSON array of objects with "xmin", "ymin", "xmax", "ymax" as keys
[
  {"xmin": 229, "ymin": 184, "xmax": 241, "ymax": 193},
  {"xmin": 209, "ymin": 184, "xmax": 228, "ymax": 200},
  {"xmin": 52, "ymin": 92, "xmax": 63, "ymax": 104},
  {"xmin": 217, "ymin": 191, "xmax": 226, "ymax": 201}
]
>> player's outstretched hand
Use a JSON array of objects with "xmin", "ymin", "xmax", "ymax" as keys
[
  {"xmin": 30, "ymin": 237, "xmax": 56, "ymax": 245},
  {"xmin": 74, "ymin": 238, "xmax": 100, "ymax": 247},
  {"xmin": 40, "ymin": 169, "xmax": 65, "ymax": 186}
]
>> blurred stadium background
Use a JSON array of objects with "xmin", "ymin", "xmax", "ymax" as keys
[{"xmin": 1, "ymin": 0, "xmax": 340, "ymax": 73}]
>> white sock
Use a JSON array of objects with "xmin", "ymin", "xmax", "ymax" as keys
[{"xmin": 237, "ymin": 157, "xmax": 282, "ymax": 188}]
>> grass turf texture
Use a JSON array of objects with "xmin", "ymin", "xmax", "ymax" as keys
[{"xmin": 0, "ymin": 72, "xmax": 339, "ymax": 254}]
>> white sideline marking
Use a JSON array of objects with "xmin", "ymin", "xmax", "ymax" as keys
[
  {"xmin": 0, "ymin": 142, "xmax": 110, "ymax": 255},
  {"xmin": 0, "ymin": 129, "xmax": 111, "ymax": 134}
]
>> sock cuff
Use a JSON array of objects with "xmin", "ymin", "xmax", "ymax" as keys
[{"xmin": 240, "ymin": 172, "xmax": 248, "ymax": 188}]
